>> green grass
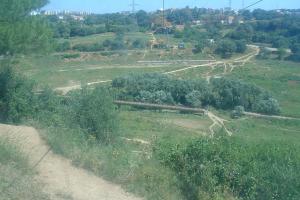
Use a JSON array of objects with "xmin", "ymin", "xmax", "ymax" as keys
[
  {"xmin": 15, "ymin": 53, "xmax": 185, "ymax": 88},
  {"xmin": 229, "ymin": 117, "xmax": 300, "ymax": 146},
  {"xmin": 59, "ymin": 32, "xmax": 153, "ymax": 47},
  {"xmin": 228, "ymin": 59, "xmax": 300, "ymax": 117},
  {"xmin": 0, "ymin": 138, "xmax": 49, "ymax": 200},
  {"xmin": 60, "ymin": 32, "xmax": 115, "ymax": 46}
]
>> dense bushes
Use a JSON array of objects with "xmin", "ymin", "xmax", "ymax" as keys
[
  {"xmin": 66, "ymin": 87, "xmax": 119, "ymax": 143},
  {"xmin": 0, "ymin": 63, "xmax": 36, "ymax": 123},
  {"xmin": 0, "ymin": 62, "xmax": 119, "ymax": 143},
  {"xmin": 73, "ymin": 43, "xmax": 104, "ymax": 52},
  {"xmin": 34, "ymin": 86, "xmax": 119, "ymax": 144},
  {"xmin": 154, "ymin": 135, "xmax": 300, "ymax": 200},
  {"xmin": 112, "ymin": 73, "xmax": 281, "ymax": 114},
  {"xmin": 215, "ymin": 39, "xmax": 247, "ymax": 58}
]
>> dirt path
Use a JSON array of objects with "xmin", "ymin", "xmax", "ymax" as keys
[
  {"xmin": 0, "ymin": 124, "xmax": 142, "ymax": 200},
  {"xmin": 164, "ymin": 45, "xmax": 260, "ymax": 81},
  {"xmin": 55, "ymin": 80, "xmax": 112, "ymax": 95},
  {"xmin": 244, "ymin": 112, "xmax": 300, "ymax": 120},
  {"xmin": 206, "ymin": 111, "xmax": 233, "ymax": 137}
]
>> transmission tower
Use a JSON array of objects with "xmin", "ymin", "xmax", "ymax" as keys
[
  {"xmin": 229, "ymin": 0, "xmax": 232, "ymax": 10},
  {"xmin": 162, "ymin": 0, "xmax": 165, "ymax": 27},
  {"xmin": 130, "ymin": 0, "xmax": 138, "ymax": 13}
]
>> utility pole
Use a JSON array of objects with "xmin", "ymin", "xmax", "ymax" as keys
[{"xmin": 242, "ymin": 0, "xmax": 245, "ymax": 9}]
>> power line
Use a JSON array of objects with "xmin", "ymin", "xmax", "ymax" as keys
[
  {"xmin": 0, "ymin": 144, "xmax": 52, "ymax": 195},
  {"xmin": 242, "ymin": 0, "xmax": 263, "ymax": 10}
]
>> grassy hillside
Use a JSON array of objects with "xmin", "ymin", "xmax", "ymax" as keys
[{"xmin": 11, "ymin": 32, "xmax": 300, "ymax": 200}]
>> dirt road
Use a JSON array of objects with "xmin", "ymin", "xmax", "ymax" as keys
[{"xmin": 0, "ymin": 124, "xmax": 142, "ymax": 200}]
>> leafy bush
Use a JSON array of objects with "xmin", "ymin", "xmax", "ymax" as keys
[
  {"xmin": 253, "ymin": 98, "xmax": 281, "ymax": 115},
  {"xmin": 211, "ymin": 77, "xmax": 272, "ymax": 111},
  {"xmin": 0, "ymin": 63, "xmax": 35, "ymax": 123},
  {"xmin": 215, "ymin": 39, "xmax": 237, "ymax": 58},
  {"xmin": 61, "ymin": 53, "xmax": 80, "ymax": 59},
  {"xmin": 72, "ymin": 43, "xmax": 104, "ymax": 52},
  {"xmin": 185, "ymin": 91, "xmax": 203, "ymax": 108},
  {"xmin": 135, "ymin": 90, "xmax": 174, "ymax": 105},
  {"xmin": 132, "ymin": 39, "xmax": 146, "ymax": 49},
  {"xmin": 154, "ymin": 136, "xmax": 300, "ymax": 200},
  {"xmin": 55, "ymin": 41, "xmax": 71, "ymax": 52},
  {"xmin": 235, "ymin": 40, "xmax": 247, "ymax": 53},
  {"xmin": 67, "ymin": 87, "xmax": 119, "ymax": 143}
]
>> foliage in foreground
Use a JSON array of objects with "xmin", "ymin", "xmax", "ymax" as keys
[
  {"xmin": 154, "ymin": 135, "xmax": 300, "ymax": 200},
  {"xmin": 0, "ymin": 62, "xmax": 36, "ymax": 123},
  {"xmin": 35, "ymin": 86, "xmax": 119, "ymax": 144},
  {"xmin": 0, "ymin": 63, "xmax": 119, "ymax": 143},
  {"xmin": 112, "ymin": 73, "xmax": 281, "ymax": 114}
]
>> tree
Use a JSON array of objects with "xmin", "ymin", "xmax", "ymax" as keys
[
  {"xmin": 0, "ymin": 0, "xmax": 52, "ymax": 122},
  {"xmin": 253, "ymin": 98, "xmax": 281, "ymax": 115},
  {"xmin": 132, "ymin": 39, "xmax": 146, "ymax": 49},
  {"xmin": 290, "ymin": 43, "xmax": 300, "ymax": 54},
  {"xmin": 215, "ymin": 40, "xmax": 237, "ymax": 58},
  {"xmin": 69, "ymin": 87, "xmax": 119, "ymax": 143},
  {"xmin": 0, "ymin": 63, "xmax": 35, "ymax": 123},
  {"xmin": 136, "ymin": 10, "xmax": 151, "ymax": 29},
  {"xmin": 0, "ymin": 0, "xmax": 52, "ymax": 56},
  {"xmin": 277, "ymin": 48, "xmax": 287, "ymax": 60},
  {"xmin": 185, "ymin": 91, "xmax": 203, "ymax": 107},
  {"xmin": 235, "ymin": 40, "xmax": 247, "ymax": 53},
  {"xmin": 193, "ymin": 40, "xmax": 206, "ymax": 54}
]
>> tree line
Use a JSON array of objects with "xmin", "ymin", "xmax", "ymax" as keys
[{"xmin": 112, "ymin": 73, "xmax": 281, "ymax": 115}]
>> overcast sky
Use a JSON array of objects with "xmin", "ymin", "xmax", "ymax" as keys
[{"xmin": 44, "ymin": 0, "xmax": 300, "ymax": 13}]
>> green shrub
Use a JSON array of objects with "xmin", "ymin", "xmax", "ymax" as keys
[
  {"xmin": 0, "ymin": 63, "xmax": 35, "ymax": 123},
  {"xmin": 67, "ymin": 87, "xmax": 119, "ymax": 143},
  {"xmin": 253, "ymin": 98, "xmax": 281, "ymax": 115},
  {"xmin": 61, "ymin": 53, "xmax": 81, "ymax": 59},
  {"xmin": 73, "ymin": 43, "xmax": 104, "ymax": 52},
  {"xmin": 235, "ymin": 40, "xmax": 247, "ymax": 53},
  {"xmin": 135, "ymin": 90, "xmax": 174, "ymax": 105},
  {"xmin": 185, "ymin": 91, "xmax": 204, "ymax": 108},
  {"xmin": 215, "ymin": 39, "xmax": 237, "ymax": 58},
  {"xmin": 55, "ymin": 41, "xmax": 71, "ymax": 52},
  {"xmin": 154, "ymin": 135, "xmax": 300, "ymax": 200}
]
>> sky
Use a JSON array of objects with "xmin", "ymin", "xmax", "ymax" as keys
[{"xmin": 44, "ymin": 0, "xmax": 300, "ymax": 14}]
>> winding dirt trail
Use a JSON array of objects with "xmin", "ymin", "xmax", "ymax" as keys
[
  {"xmin": 0, "ymin": 124, "xmax": 142, "ymax": 200},
  {"xmin": 206, "ymin": 111, "xmax": 233, "ymax": 137}
]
